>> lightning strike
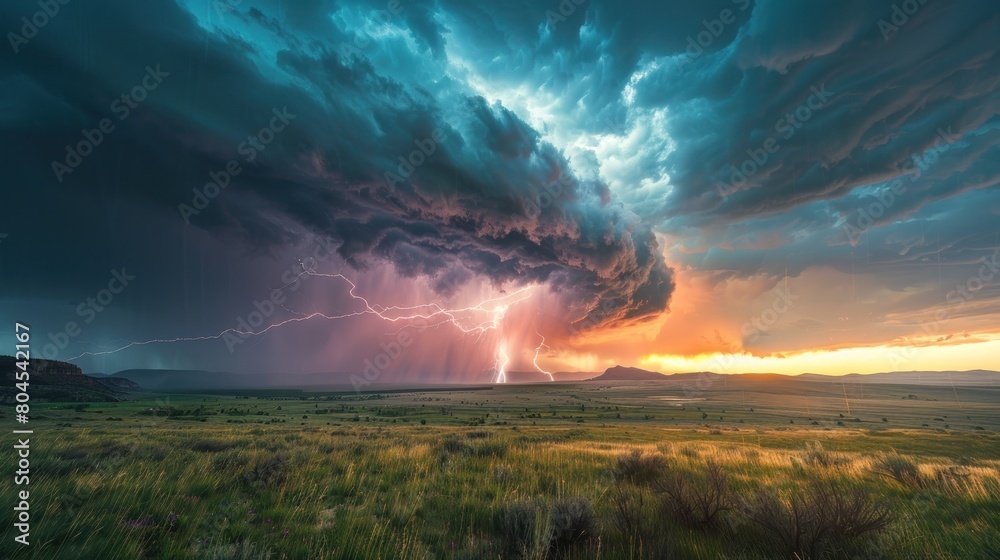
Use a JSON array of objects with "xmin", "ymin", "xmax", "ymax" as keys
[
  {"xmin": 494, "ymin": 341, "xmax": 510, "ymax": 384},
  {"xmin": 64, "ymin": 266, "xmax": 535, "ymax": 376},
  {"xmin": 532, "ymin": 331, "xmax": 555, "ymax": 382}
]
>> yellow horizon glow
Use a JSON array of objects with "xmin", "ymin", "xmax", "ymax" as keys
[{"xmin": 638, "ymin": 339, "xmax": 1000, "ymax": 376}]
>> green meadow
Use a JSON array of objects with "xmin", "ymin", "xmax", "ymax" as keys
[{"xmin": 3, "ymin": 380, "xmax": 999, "ymax": 559}]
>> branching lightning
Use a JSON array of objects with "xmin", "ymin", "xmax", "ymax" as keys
[
  {"xmin": 64, "ymin": 267, "xmax": 547, "ymax": 383},
  {"xmin": 494, "ymin": 341, "xmax": 510, "ymax": 384},
  {"xmin": 532, "ymin": 331, "xmax": 554, "ymax": 382}
]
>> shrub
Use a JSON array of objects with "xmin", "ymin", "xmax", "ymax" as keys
[
  {"xmin": 739, "ymin": 479, "xmax": 894, "ymax": 559},
  {"xmin": 614, "ymin": 449, "xmax": 666, "ymax": 485},
  {"xmin": 609, "ymin": 482, "xmax": 646, "ymax": 538},
  {"xmin": 469, "ymin": 440, "xmax": 508, "ymax": 459},
  {"xmin": 240, "ymin": 455, "xmax": 288, "ymax": 488},
  {"xmin": 496, "ymin": 497, "xmax": 596, "ymax": 558},
  {"xmin": 608, "ymin": 483, "xmax": 675, "ymax": 558},
  {"xmin": 496, "ymin": 500, "xmax": 546, "ymax": 559},
  {"xmin": 804, "ymin": 441, "xmax": 832, "ymax": 467},
  {"xmin": 872, "ymin": 453, "xmax": 922, "ymax": 488},
  {"xmin": 654, "ymin": 460, "xmax": 733, "ymax": 531},
  {"xmin": 547, "ymin": 497, "xmax": 596, "ymax": 548},
  {"xmin": 441, "ymin": 436, "xmax": 469, "ymax": 455}
]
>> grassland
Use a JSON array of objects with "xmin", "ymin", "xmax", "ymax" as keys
[{"xmin": 2, "ymin": 379, "xmax": 999, "ymax": 559}]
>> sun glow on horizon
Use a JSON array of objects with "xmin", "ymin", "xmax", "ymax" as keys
[{"xmin": 637, "ymin": 338, "xmax": 1000, "ymax": 376}]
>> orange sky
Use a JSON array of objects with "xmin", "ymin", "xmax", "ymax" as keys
[{"xmin": 531, "ymin": 254, "xmax": 1000, "ymax": 375}]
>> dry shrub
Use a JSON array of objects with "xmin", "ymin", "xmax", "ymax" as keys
[
  {"xmin": 872, "ymin": 453, "xmax": 922, "ymax": 488},
  {"xmin": 609, "ymin": 483, "xmax": 676, "ymax": 558},
  {"xmin": 497, "ymin": 500, "xmax": 545, "ymax": 558},
  {"xmin": 240, "ymin": 455, "xmax": 288, "ymax": 488},
  {"xmin": 654, "ymin": 460, "xmax": 733, "ymax": 531},
  {"xmin": 547, "ymin": 497, "xmax": 596, "ymax": 548},
  {"xmin": 614, "ymin": 449, "xmax": 666, "ymax": 485},
  {"xmin": 740, "ymin": 479, "xmax": 894, "ymax": 559},
  {"xmin": 496, "ymin": 497, "xmax": 596, "ymax": 559}
]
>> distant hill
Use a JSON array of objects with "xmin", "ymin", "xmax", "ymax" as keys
[
  {"xmin": 106, "ymin": 369, "xmax": 414, "ymax": 391},
  {"xmin": 590, "ymin": 365, "xmax": 665, "ymax": 381},
  {"xmin": 109, "ymin": 368, "xmax": 604, "ymax": 390},
  {"xmin": 585, "ymin": 365, "xmax": 1000, "ymax": 387},
  {"xmin": 0, "ymin": 356, "xmax": 141, "ymax": 403},
  {"xmin": 796, "ymin": 370, "xmax": 1000, "ymax": 386},
  {"xmin": 89, "ymin": 365, "xmax": 1000, "ymax": 392}
]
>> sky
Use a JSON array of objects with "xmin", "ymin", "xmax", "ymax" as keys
[{"xmin": 0, "ymin": 0, "xmax": 998, "ymax": 381}]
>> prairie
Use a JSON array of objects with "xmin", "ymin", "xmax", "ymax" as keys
[{"xmin": 2, "ymin": 379, "xmax": 998, "ymax": 559}]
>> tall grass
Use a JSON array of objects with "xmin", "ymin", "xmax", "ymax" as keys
[{"xmin": 3, "ymin": 410, "xmax": 998, "ymax": 559}]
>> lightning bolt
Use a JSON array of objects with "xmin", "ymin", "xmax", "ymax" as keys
[
  {"xmin": 65, "ymin": 267, "xmax": 534, "ymax": 369},
  {"xmin": 532, "ymin": 331, "xmax": 554, "ymax": 382},
  {"xmin": 494, "ymin": 341, "xmax": 509, "ymax": 384}
]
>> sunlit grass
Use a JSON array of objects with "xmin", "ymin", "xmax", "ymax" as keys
[{"xmin": 3, "ymin": 387, "xmax": 999, "ymax": 559}]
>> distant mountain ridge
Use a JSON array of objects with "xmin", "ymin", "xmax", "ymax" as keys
[
  {"xmin": 0, "ymin": 356, "xmax": 141, "ymax": 402},
  {"xmin": 586, "ymin": 365, "xmax": 1000, "ymax": 387},
  {"xmin": 590, "ymin": 366, "xmax": 667, "ymax": 381},
  {"xmin": 81, "ymin": 365, "xmax": 1000, "ymax": 392}
]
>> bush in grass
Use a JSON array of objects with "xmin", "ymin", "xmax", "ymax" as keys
[
  {"xmin": 439, "ymin": 435, "xmax": 507, "ymax": 461},
  {"xmin": 609, "ymin": 482, "xmax": 646, "ymax": 538},
  {"xmin": 497, "ymin": 500, "xmax": 547, "ymax": 559},
  {"xmin": 872, "ymin": 453, "xmax": 922, "ymax": 488},
  {"xmin": 654, "ymin": 460, "xmax": 733, "ymax": 531},
  {"xmin": 469, "ymin": 440, "xmax": 508, "ymax": 459},
  {"xmin": 240, "ymin": 455, "xmax": 288, "ymax": 488},
  {"xmin": 804, "ymin": 441, "xmax": 833, "ymax": 467},
  {"xmin": 739, "ymin": 479, "xmax": 894, "ymax": 559},
  {"xmin": 609, "ymin": 482, "xmax": 677, "ymax": 558},
  {"xmin": 496, "ymin": 497, "xmax": 596, "ymax": 558},
  {"xmin": 614, "ymin": 449, "xmax": 666, "ymax": 485},
  {"xmin": 547, "ymin": 497, "xmax": 596, "ymax": 548}
]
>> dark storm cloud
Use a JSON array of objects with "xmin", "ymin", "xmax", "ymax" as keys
[
  {"xmin": 420, "ymin": 0, "xmax": 997, "ymax": 278},
  {"xmin": 633, "ymin": 0, "xmax": 999, "ymax": 227},
  {"xmin": 0, "ymin": 0, "xmax": 673, "ymax": 333}
]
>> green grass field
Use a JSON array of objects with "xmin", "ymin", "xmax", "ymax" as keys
[{"xmin": 3, "ymin": 380, "xmax": 999, "ymax": 559}]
